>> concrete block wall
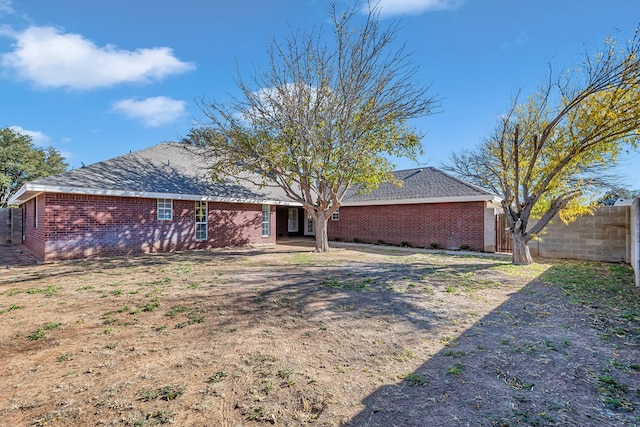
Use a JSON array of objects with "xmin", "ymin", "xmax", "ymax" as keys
[
  {"xmin": 529, "ymin": 206, "xmax": 629, "ymax": 263},
  {"xmin": 328, "ymin": 201, "xmax": 486, "ymax": 251},
  {"xmin": 631, "ymin": 198, "xmax": 639, "ymax": 286}
]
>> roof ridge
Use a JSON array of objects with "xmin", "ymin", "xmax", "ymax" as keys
[{"xmin": 431, "ymin": 167, "xmax": 492, "ymax": 195}]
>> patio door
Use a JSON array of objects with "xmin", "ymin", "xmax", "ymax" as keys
[
  {"xmin": 304, "ymin": 213, "xmax": 315, "ymax": 236},
  {"xmin": 288, "ymin": 208, "xmax": 298, "ymax": 232}
]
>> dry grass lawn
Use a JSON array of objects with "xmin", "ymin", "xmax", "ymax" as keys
[{"xmin": 0, "ymin": 241, "xmax": 638, "ymax": 426}]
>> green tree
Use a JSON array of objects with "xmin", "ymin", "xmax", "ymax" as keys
[
  {"xmin": 0, "ymin": 127, "xmax": 68, "ymax": 207},
  {"xmin": 185, "ymin": 1, "xmax": 436, "ymax": 252},
  {"xmin": 446, "ymin": 32, "xmax": 640, "ymax": 264}
]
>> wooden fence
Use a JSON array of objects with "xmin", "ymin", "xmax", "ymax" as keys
[{"xmin": 0, "ymin": 208, "xmax": 23, "ymax": 245}]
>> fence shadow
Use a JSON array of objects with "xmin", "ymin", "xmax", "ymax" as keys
[{"xmin": 346, "ymin": 265, "xmax": 640, "ymax": 426}]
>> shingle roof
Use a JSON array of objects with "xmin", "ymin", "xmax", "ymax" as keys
[
  {"xmin": 9, "ymin": 143, "xmax": 498, "ymax": 205},
  {"xmin": 342, "ymin": 167, "xmax": 496, "ymax": 205},
  {"xmin": 9, "ymin": 142, "xmax": 294, "ymax": 205}
]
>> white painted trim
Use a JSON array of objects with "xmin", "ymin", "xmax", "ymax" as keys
[
  {"xmin": 6, "ymin": 185, "xmax": 29, "ymax": 205},
  {"xmin": 8, "ymin": 183, "xmax": 502, "ymax": 208},
  {"xmin": 287, "ymin": 207, "xmax": 299, "ymax": 232},
  {"xmin": 7, "ymin": 183, "xmax": 303, "ymax": 207},
  {"xmin": 341, "ymin": 195, "xmax": 502, "ymax": 206},
  {"xmin": 304, "ymin": 213, "xmax": 315, "ymax": 236}
]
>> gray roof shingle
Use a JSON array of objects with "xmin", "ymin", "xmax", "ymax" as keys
[
  {"xmin": 11, "ymin": 143, "xmax": 497, "ymax": 205},
  {"xmin": 14, "ymin": 142, "xmax": 293, "ymax": 204},
  {"xmin": 342, "ymin": 167, "xmax": 495, "ymax": 204}
]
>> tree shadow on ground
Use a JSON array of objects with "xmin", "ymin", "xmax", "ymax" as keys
[
  {"xmin": 346, "ymin": 265, "xmax": 640, "ymax": 427},
  {"xmin": 159, "ymin": 254, "xmax": 511, "ymax": 343},
  {"xmin": 0, "ymin": 243, "xmax": 318, "ymax": 286}
]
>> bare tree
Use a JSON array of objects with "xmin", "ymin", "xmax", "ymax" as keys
[
  {"xmin": 447, "ymin": 31, "xmax": 640, "ymax": 264},
  {"xmin": 185, "ymin": 0, "xmax": 436, "ymax": 252}
]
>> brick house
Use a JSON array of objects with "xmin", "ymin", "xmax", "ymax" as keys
[
  {"xmin": 9, "ymin": 143, "xmax": 500, "ymax": 261},
  {"xmin": 326, "ymin": 168, "xmax": 500, "ymax": 251},
  {"xmin": 8, "ymin": 143, "xmax": 297, "ymax": 261}
]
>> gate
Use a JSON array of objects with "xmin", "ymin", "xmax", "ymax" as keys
[
  {"xmin": 0, "ymin": 208, "xmax": 23, "ymax": 245},
  {"xmin": 495, "ymin": 213, "xmax": 512, "ymax": 253}
]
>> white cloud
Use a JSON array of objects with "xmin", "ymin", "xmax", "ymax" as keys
[
  {"xmin": 373, "ymin": 0, "xmax": 463, "ymax": 16},
  {"xmin": 0, "ymin": 26, "xmax": 194, "ymax": 89},
  {"xmin": 112, "ymin": 96, "xmax": 187, "ymax": 127},
  {"xmin": 0, "ymin": 0, "xmax": 14, "ymax": 15},
  {"xmin": 9, "ymin": 125, "xmax": 51, "ymax": 146}
]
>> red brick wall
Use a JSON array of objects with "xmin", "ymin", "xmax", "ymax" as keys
[
  {"xmin": 22, "ymin": 194, "xmax": 46, "ymax": 260},
  {"xmin": 22, "ymin": 193, "xmax": 275, "ymax": 261},
  {"xmin": 328, "ymin": 202, "xmax": 486, "ymax": 251}
]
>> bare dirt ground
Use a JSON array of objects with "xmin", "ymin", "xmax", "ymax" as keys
[{"xmin": 0, "ymin": 241, "xmax": 638, "ymax": 426}]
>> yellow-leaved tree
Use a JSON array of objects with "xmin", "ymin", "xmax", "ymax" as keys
[{"xmin": 447, "ymin": 33, "xmax": 640, "ymax": 264}]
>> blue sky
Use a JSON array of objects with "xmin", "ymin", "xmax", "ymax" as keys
[{"xmin": 1, "ymin": 0, "xmax": 639, "ymax": 190}]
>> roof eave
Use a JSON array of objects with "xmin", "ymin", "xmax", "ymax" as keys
[
  {"xmin": 7, "ymin": 184, "xmax": 33, "ymax": 205},
  {"xmin": 7, "ymin": 184, "xmax": 302, "ymax": 207},
  {"xmin": 341, "ymin": 194, "xmax": 502, "ymax": 206}
]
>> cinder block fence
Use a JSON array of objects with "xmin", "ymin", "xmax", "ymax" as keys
[
  {"xmin": 529, "ymin": 206, "xmax": 629, "ymax": 263},
  {"xmin": 527, "ymin": 200, "xmax": 639, "ymax": 286}
]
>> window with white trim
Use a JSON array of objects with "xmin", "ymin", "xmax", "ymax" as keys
[
  {"xmin": 33, "ymin": 197, "xmax": 38, "ymax": 228},
  {"xmin": 195, "ymin": 201, "xmax": 208, "ymax": 241},
  {"xmin": 157, "ymin": 199, "xmax": 173, "ymax": 220},
  {"xmin": 262, "ymin": 204, "xmax": 271, "ymax": 237},
  {"xmin": 331, "ymin": 209, "xmax": 340, "ymax": 221}
]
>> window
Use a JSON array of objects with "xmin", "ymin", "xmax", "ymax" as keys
[
  {"xmin": 33, "ymin": 197, "xmax": 38, "ymax": 228},
  {"xmin": 331, "ymin": 209, "xmax": 340, "ymax": 221},
  {"xmin": 195, "ymin": 201, "xmax": 208, "ymax": 241},
  {"xmin": 157, "ymin": 199, "xmax": 172, "ymax": 220},
  {"xmin": 262, "ymin": 204, "xmax": 271, "ymax": 237}
]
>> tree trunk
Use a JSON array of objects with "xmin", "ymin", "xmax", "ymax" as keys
[
  {"xmin": 511, "ymin": 232, "xmax": 534, "ymax": 265},
  {"xmin": 314, "ymin": 212, "xmax": 330, "ymax": 252}
]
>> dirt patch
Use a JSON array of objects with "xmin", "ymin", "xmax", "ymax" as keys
[{"xmin": 0, "ymin": 242, "xmax": 638, "ymax": 426}]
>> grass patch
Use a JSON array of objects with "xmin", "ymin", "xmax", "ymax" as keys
[
  {"xmin": 447, "ymin": 363, "xmax": 464, "ymax": 376},
  {"xmin": 5, "ymin": 285, "xmax": 58, "ymax": 297},
  {"xmin": 597, "ymin": 374, "xmax": 634, "ymax": 411},
  {"xmin": 166, "ymin": 305, "xmax": 189, "ymax": 317},
  {"xmin": 404, "ymin": 373, "xmax": 428, "ymax": 386},
  {"xmin": 142, "ymin": 299, "xmax": 160, "ymax": 312},
  {"xmin": 138, "ymin": 384, "xmax": 185, "ymax": 401},
  {"xmin": 56, "ymin": 353, "xmax": 74, "ymax": 362},
  {"xmin": 208, "ymin": 371, "xmax": 229, "ymax": 383},
  {"xmin": 28, "ymin": 322, "xmax": 61, "ymax": 340},
  {"xmin": 175, "ymin": 312, "xmax": 205, "ymax": 329},
  {"xmin": 0, "ymin": 305, "xmax": 22, "ymax": 314},
  {"xmin": 540, "ymin": 261, "xmax": 638, "ymax": 313},
  {"xmin": 134, "ymin": 410, "xmax": 174, "ymax": 425},
  {"xmin": 322, "ymin": 276, "xmax": 374, "ymax": 291}
]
